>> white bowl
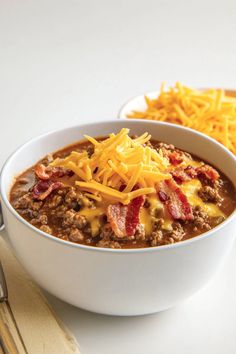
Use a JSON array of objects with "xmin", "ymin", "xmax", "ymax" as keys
[
  {"xmin": 118, "ymin": 91, "xmax": 158, "ymax": 119},
  {"xmin": 1, "ymin": 120, "xmax": 236, "ymax": 316}
]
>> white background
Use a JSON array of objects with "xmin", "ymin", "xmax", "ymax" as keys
[{"xmin": 1, "ymin": 0, "xmax": 236, "ymax": 353}]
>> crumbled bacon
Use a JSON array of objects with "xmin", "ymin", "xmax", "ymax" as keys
[
  {"xmin": 158, "ymin": 179, "xmax": 193, "ymax": 221},
  {"xmin": 106, "ymin": 194, "xmax": 145, "ymax": 238},
  {"xmin": 33, "ymin": 180, "xmax": 61, "ymax": 200},
  {"xmin": 196, "ymin": 164, "xmax": 219, "ymax": 182},
  {"xmin": 171, "ymin": 164, "xmax": 219, "ymax": 185},
  {"xmin": 34, "ymin": 164, "xmax": 73, "ymax": 181},
  {"xmin": 168, "ymin": 151, "xmax": 183, "ymax": 166},
  {"xmin": 171, "ymin": 169, "xmax": 191, "ymax": 184},
  {"xmin": 185, "ymin": 165, "xmax": 197, "ymax": 178},
  {"xmin": 34, "ymin": 164, "xmax": 51, "ymax": 180}
]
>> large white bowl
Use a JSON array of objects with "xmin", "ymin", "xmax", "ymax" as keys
[{"xmin": 1, "ymin": 120, "xmax": 236, "ymax": 316}]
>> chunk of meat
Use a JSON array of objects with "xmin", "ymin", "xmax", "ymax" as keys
[
  {"xmin": 40, "ymin": 224, "xmax": 52, "ymax": 234},
  {"xmin": 158, "ymin": 179, "xmax": 193, "ymax": 221},
  {"xmin": 68, "ymin": 228, "xmax": 85, "ymax": 242},
  {"xmin": 192, "ymin": 206, "xmax": 211, "ymax": 231},
  {"xmin": 168, "ymin": 151, "xmax": 183, "ymax": 166},
  {"xmin": 198, "ymin": 186, "xmax": 222, "ymax": 204},
  {"xmin": 171, "ymin": 169, "xmax": 191, "ymax": 184},
  {"xmin": 196, "ymin": 164, "xmax": 219, "ymax": 182},
  {"xmin": 172, "ymin": 164, "xmax": 219, "ymax": 185},
  {"xmin": 185, "ymin": 165, "xmax": 197, "ymax": 178},
  {"xmin": 62, "ymin": 210, "xmax": 87, "ymax": 229},
  {"xmin": 106, "ymin": 195, "xmax": 145, "ymax": 238},
  {"xmin": 33, "ymin": 180, "xmax": 61, "ymax": 200},
  {"xmin": 171, "ymin": 164, "xmax": 200, "ymax": 184}
]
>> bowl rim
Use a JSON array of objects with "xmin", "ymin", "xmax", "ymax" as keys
[
  {"xmin": 118, "ymin": 90, "xmax": 157, "ymax": 119},
  {"xmin": 1, "ymin": 119, "xmax": 236, "ymax": 254}
]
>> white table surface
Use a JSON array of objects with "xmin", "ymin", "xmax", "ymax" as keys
[{"xmin": 1, "ymin": 0, "xmax": 236, "ymax": 353}]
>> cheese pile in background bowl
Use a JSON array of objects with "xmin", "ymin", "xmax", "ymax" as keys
[{"xmin": 125, "ymin": 83, "xmax": 236, "ymax": 155}]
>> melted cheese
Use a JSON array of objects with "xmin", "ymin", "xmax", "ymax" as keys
[
  {"xmin": 78, "ymin": 207, "xmax": 104, "ymax": 236},
  {"xmin": 78, "ymin": 178, "xmax": 224, "ymax": 237},
  {"xmin": 140, "ymin": 208, "xmax": 152, "ymax": 235},
  {"xmin": 181, "ymin": 179, "xmax": 224, "ymax": 217},
  {"xmin": 140, "ymin": 195, "xmax": 172, "ymax": 235}
]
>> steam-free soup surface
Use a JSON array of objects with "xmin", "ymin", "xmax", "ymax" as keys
[{"xmin": 10, "ymin": 136, "xmax": 236, "ymax": 249}]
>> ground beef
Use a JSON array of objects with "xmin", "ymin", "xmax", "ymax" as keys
[
  {"xmin": 150, "ymin": 222, "xmax": 185, "ymax": 246},
  {"xmin": 135, "ymin": 224, "xmax": 145, "ymax": 240},
  {"xmin": 157, "ymin": 142, "xmax": 175, "ymax": 151},
  {"xmin": 97, "ymin": 239, "xmax": 121, "ymax": 249},
  {"xmin": 47, "ymin": 194, "xmax": 63, "ymax": 208},
  {"xmin": 152, "ymin": 218, "xmax": 164, "ymax": 231},
  {"xmin": 192, "ymin": 206, "xmax": 211, "ymax": 231},
  {"xmin": 155, "ymin": 143, "xmax": 192, "ymax": 161},
  {"xmin": 150, "ymin": 230, "xmax": 164, "ymax": 246},
  {"xmin": 40, "ymin": 224, "xmax": 52, "ymax": 234},
  {"xmin": 13, "ymin": 193, "xmax": 42, "ymax": 211},
  {"xmin": 198, "ymin": 186, "xmax": 222, "ymax": 204},
  {"xmin": 99, "ymin": 223, "xmax": 114, "ymax": 239},
  {"xmin": 64, "ymin": 188, "xmax": 78, "ymax": 207},
  {"xmin": 62, "ymin": 210, "xmax": 87, "ymax": 229},
  {"xmin": 68, "ymin": 228, "xmax": 84, "ymax": 242},
  {"xmin": 97, "ymin": 224, "xmax": 121, "ymax": 248},
  {"xmin": 169, "ymin": 222, "xmax": 185, "ymax": 241},
  {"xmin": 31, "ymin": 214, "xmax": 48, "ymax": 225}
]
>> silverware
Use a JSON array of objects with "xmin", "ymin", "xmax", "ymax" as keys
[
  {"xmin": 0, "ymin": 203, "xmax": 4, "ymax": 232},
  {"xmin": 0, "ymin": 263, "xmax": 7, "ymax": 303}
]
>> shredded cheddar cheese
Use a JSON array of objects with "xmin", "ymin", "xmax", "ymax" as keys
[
  {"xmin": 128, "ymin": 82, "xmax": 236, "ymax": 155},
  {"xmin": 50, "ymin": 128, "xmax": 171, "ymax": 204}
]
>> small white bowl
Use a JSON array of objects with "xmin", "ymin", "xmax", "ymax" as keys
[
  {"xmin": 1, "ymin": 120, "xmax": 236, "ymax": 316},
  {"xmin": 118, "ymin": 91, "xmax": 158, "ymax": 119}
]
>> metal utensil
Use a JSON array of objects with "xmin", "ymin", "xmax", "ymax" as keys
[
  {"xmin": 0, "ymin": 263, "xmax": 8, "ymax": 304},
  {"xmin": 0, "ymin": 204, "xmax": 4, "ymax": 232}
]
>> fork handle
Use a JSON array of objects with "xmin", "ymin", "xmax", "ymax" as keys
[{"xmin": 0, "ymin": 302, "xmax": 26, "ymax": 354}]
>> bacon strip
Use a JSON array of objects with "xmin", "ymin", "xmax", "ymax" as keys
[
  {"xmin": 125, "ymin": 195, "xmax": 145, "ymax": 236},
  {"xmin": 106, "ymin": 194, "xmax": 145, "ymax": 238},
  {"xmin": 33, "ymin": 180, "xmax": 61, "ymax": 200},
  {"xmin": 158, "ymin": 179, "xmax": 193, "ymax": 221},
  {"xmin": 106, "ymin": 204, "xmax": 127, "ymax": 238}
]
